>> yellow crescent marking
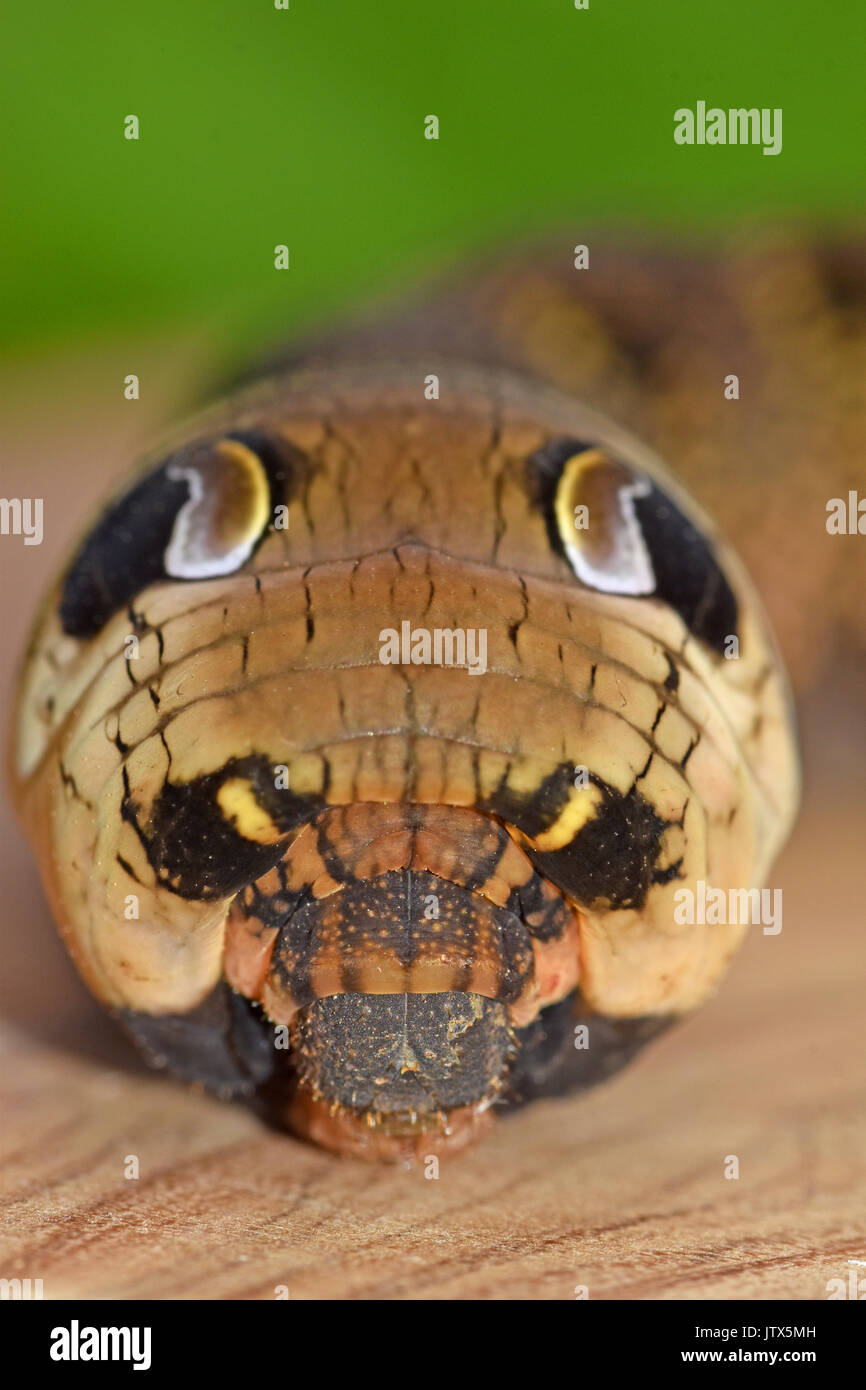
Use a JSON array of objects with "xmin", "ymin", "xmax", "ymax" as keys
[
  {"xmin": 214, "ymin": 439, "xmax": 272, "ymax": 541},
  {"xmin": 217, "ymin": 778, "xmax": 284, "ymax": 843},
  {"xmin": 525, "ymin": 782, "xmax": 603, "ymax": 853},
  {"xmin": 553, "ymin": 447, "xmax": 607, "ymax": 541}
]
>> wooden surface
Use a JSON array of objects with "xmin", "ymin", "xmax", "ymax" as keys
[{"xmin": 1, "ymin": 350, "xmax": 865, "ymax": 1301}]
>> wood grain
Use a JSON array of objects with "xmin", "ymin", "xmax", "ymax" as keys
[{"xmin": 1, "ymin": 347, "xmax": 864, "ymax": 1301}]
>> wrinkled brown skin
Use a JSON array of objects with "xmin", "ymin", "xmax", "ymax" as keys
[
  {"xmin": 254, "ymin": 231, "xmax": 866, "ymax": 690},
  {"xmin": 12, "ymin": 230, "xmax": 857, "ymax": 1160}
]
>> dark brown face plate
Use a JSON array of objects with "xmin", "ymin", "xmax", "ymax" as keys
[{"xmin": 291, "ymin": 992, "xmax": 515, "ymax": 1118}]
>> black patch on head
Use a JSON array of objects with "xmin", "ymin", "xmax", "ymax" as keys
[
  {"xmin": 502, "ymin": 990, "xmax": 674, "ymax": 1108},
  {"xmin": 117, "ymin": 982, "xmax": 277, "ymax": 1097},
  {"xmin": 527, "ymin": 775, "xmax": 669, "ymax": 912},
  {"xmin": 58, "ymin": 430, "xmax": 302, "ymax": 639},
  {"xmin": 292, "ymin": 992, "xmax": 514, "ymax": 1115},
  {"xmin": 527, "ymin": 436, "xmax": 739, "ymax": 655},
  {"xmin": 124, "ymin": 753, "xmax": 324, "ymax": 900}
]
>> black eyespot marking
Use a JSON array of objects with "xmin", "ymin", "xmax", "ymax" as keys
[
  {"xmin": 59, "ymin": 466, "xmax": 188, "ymax": 639},
  {"xmin": 59, "ymin": 430, "xmax": 303, "ymax": 639},
  {"xmin": 629, "ymin": 482, "xmax": 738, "ymax": 654},
  {"xmin": 525, "ymin": 774, "xmax": 669, "ymax": 912},
  {"xmin": 122, "ymin": 753, "xmax": 325, "ymax": 900},
  {"xmin": 480, "ymin": 758, "xmax": 672, "ymax": 913},
  {"xmin": 528, "ymin": 436, "xmax": 739, "ymax": 655}
]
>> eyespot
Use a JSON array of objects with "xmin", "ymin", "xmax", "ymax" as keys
[
  {"xmin": 163, "ymin": 438, "xmax": 271, "ymax": 580},
  {"xmin": 58, "ymin": 430, "xmax": 298, "ymax": 638},
  {"xmin": 529, "ymin": 437, "xmax": 739, "ymax": 654}
]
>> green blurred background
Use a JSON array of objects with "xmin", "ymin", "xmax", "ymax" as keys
[{"xmin": 0, "ymin": 0, "xmax": 862, "ymax": 357}]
